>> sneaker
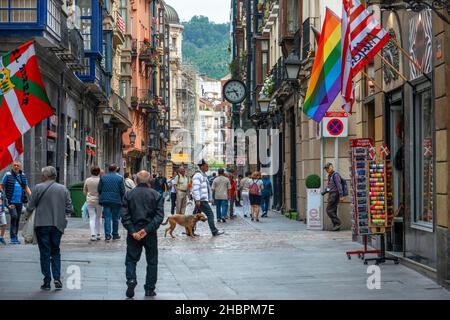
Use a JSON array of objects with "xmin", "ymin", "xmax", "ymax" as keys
[
  {"xmin": 256, "ymin": 219, "xmax": 260, "ymax": 222},
  {"xmin": 244, "ymin": 214, "xmax": 248, "ymax": 218},
  {"xmin": 40, "ymin": 282, "xmax": 51, "ymax": 291},
  {"xmin": 96, "ymin": 234, "xmax": 101, "ymax": 241},
  {"xmin": 112, "ymin": 235, "xmax": 121, "ymax": 240},
  {"xmin": 213, "ymin": 230, "xmax": 224, "ymax": 237},
  {"xmin": 54, "ymin": 279, "xmax": 63, "ymax": 290},
  {"xmin": 10, "ymin": 237, "xmax": 20, "ymax": 244},
  {"xmin": 126, "ymin": 280, "xmax": 137, "ymax": 298},
  {"xmin": 0, "ymin": 238, "xmax": 6, "ymax": 245},
  {"xmin": 261, "ymin": 213, "xmax": 268, "ymax": 218},
  {"xmin": 90, "ymin": 235, "xmax": 97, "ymax": 241},
  {"xmin": 251, "ymin": 217, "xmax": 254, "ymax": 221},
  {"xmin": 105, "ymin": 235, "xmax": 112, "ymax": 241},
  {"xmin": 145, "ymin": 289, "xmax": 157, "ymax": 297},
  {"xmin": 332, "ymin": 225, "xmax": 342, "ymax": 231},
  {"xmin": 221, "ymin": 219, "xmax": 226, "ymax": 223}
]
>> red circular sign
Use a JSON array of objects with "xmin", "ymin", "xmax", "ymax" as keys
[{"xmin": 327, "ymin": 118, "xmax": 344, "ymax": 136}]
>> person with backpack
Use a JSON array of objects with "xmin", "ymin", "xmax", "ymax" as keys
[
  {"xmin": 249, "ymin": 171, "xmax": 264, "ymax": 222},
  {"xmin": 152, "ymin": 172, "xmax": 168, "ymax": 198},
  {"xmin": 0, "ymin": 160, "xmax": 32, "ymax": 244},
  {"xmin": 322, "ymin": 163, "xmax": 347, "ymax": 231},
  {"xmin": 260, "ymin": 173, "xmax": 273, "ymax": 218}
]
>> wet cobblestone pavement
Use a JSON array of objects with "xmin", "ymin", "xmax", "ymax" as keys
[{"xmin": 0, "ymin": 203, "xmax": 449, "ymax": 300}]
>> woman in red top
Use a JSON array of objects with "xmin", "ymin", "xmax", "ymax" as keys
[{"xmin": 228, "ymin": 174, "xmax": 238, "ymax": 219}]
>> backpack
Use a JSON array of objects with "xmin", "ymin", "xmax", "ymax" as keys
[
  {"xmin": 333, "ymin": 172, "xmax": 348, "ymax": 197},
  {"xmin": 249, "ymin": 180, "xmax": 260, "ymax": 196}
]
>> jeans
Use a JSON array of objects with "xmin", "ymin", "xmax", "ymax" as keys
[
  {"xmin": 242, "ymin": 192, "xmax": 250, "ymax": 216},
  {"xmin": 9, "ymin": 203, "xmax": 23, "ymax": 239},
  {"xmin": 215, "ymin": 199, "xmax": 228, "ymax": 220},
  {"xmin": 36, "ymin": 226, "xmax": 63, "ymax": 283},
  {"xmin": 194, "ymin": 201, "xmax": 219, "ymax": 235},
  {"xmin": 170, "ymin": 192, "xmax": 177, "ymax": 215},
  {"xmin": 261, "ymin": 196, "xmax": 270, "ymax": 215},
  {"xmin": 125, "ymin": 233, "xmax": 158, "ymax": 290},
  {"xmin": 103, "ymin": 205, "xmax": 121, "ymax": 237},
  {"xmin": 229, "ymin": 197, "xmax": 235, "ymax": 216}
]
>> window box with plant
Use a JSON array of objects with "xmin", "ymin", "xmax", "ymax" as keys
[{"xmin": 305, "ymin": 174, "xmax": 323, "ymax": 230}]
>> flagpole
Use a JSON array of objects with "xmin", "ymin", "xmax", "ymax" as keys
[
  {"xmin": 376, "ymin": 52, "xmax": 414, "ymax": 88},
  {"xmin": 390, "ymin": 39, "xmax": 432, "ymax": 83}
]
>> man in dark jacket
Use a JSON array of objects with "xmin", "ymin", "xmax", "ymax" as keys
[
  {"xmin": 121, "ymin": 170, "xmax": 164, "ymax": 298},
  {"xmin": 98, "ymin": 164, "xmax": 125, "ymax": 241}
]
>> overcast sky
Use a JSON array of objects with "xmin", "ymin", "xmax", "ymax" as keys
[{"xmin": 165, "ymin": 0, "xmax": 231, "ymax": 24}]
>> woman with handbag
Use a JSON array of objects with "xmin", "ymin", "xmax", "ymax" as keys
[{"xmin": 249, "ymin": 172, "xmax": 264, "ymax": 222}]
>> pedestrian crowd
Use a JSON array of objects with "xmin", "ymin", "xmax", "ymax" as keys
[{"xmin": 0, "ymin": 158, "xmax": 278, "ymax": 298}]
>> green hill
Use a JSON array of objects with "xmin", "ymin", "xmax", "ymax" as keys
[{"xmin": 182, "ymin": 16, "xmax": 230, "ymax": 80}]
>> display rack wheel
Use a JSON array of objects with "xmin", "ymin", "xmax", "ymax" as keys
[
  {"xmin": 347, "ymin": 255, "xmax": 351, "ymax": 260},
  {"xmin": 364, "ymin": 261, "xmax": 368, "ymax": 265}
]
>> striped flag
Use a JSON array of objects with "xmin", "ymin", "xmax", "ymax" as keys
[
  {"xmin": 303, "ymin": 8, "xmax": 342, "ymax": 122},
  {"xmin": 0, "ymin": 41, "xmax": 54, "ymax": 149},
  {"xmin": 341, "ymin": 0, "xmax": 391, "ymax": 113},
  {"xmin": 117, "ymin": 13, "xmax": 126, "ymax": 34},
  {"xmin": 0, "ymin": 138, "xmax": 23, "ymax": 171}
]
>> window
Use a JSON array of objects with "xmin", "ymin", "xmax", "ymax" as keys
[
  {"xmin": 413, "ymin": 88, "xmax": 434, "ymax": 228},
  {"xmin": 47, "ymin": 0, "xmax": 60, "ymax": 35},
  {"xmin": 119, "ymin": 80, "xmax": 126, "ymax": 99},
  {"xmin": 261, "ymin": 40, "xmax": 269, "ymax": 78},
  {"xmin": 79, "ymin": 57, "xmax": 90, "ymax": 76},
  {"xmin": 119, "ymin": 0, "xmax": 127, "ymax": 33},
  {"xmin": 78, "ymin": 0, "xmax": 92, "ymax": 50},
  {"xmin": 0, "ymin": 0, "xmax": 37, "ymax": 22},
  {"xmin": 286, "ymin": 0, "xmax": 298, "ymax": 34}
]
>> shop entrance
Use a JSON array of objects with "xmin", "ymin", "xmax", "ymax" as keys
[{"xmin": 385, "ymin": 91, "xmax": 405, "ymax": 253}]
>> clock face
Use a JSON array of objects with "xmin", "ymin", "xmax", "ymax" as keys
[{"xmin": 223, "ymin": 80, "xmax": 247, "ymax": 104}]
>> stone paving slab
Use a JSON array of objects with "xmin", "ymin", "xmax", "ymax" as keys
[{"xmin": 0, "ymin": 203, "xmax": 449, "ymax": 300}]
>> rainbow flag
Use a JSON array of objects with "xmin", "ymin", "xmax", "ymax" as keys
[{"xmin": 303, "ymin": 8, "xmax": 341, "ymax": 122}]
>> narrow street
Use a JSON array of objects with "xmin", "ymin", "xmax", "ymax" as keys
[{"xmin": 0, "ymin": 202, "xmax": 448, "ymax": 300}]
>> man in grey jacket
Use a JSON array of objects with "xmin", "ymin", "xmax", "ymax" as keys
[
  {"xmin": 26, "ymin": 166, "xmax": 73, "ymax": 291},
  {"xmin": 121, "ymin": 170, "xmax": 164, "ymax": 298}
]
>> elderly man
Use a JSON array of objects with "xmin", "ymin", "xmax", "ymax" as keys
[
  {"xmin": 121, "ymin": 170, "xmax": 164, "ymax": 298},
  {"xmin": 192, "ymin": 159, "xmax": 224, "ymax": 236},
  {"xmin": 26, "ymin": 166, "xmax": 73, "ymax": 291},
  {"xmin": 0, "ymin": 160, "xmax": 32, "ymax": 244},
  {"xmin": 174, "ymin": 166, "xmax": 189, "ymax": 215}
]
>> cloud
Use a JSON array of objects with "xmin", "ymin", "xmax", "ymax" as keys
[{"xmin": 165, "ymin": 0, "xmax": 231, "ymax": 24}]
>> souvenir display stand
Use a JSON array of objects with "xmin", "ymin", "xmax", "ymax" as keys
[
  {"xmin": 363, "ymin": 158, "xmax": 399, "ymax": 265},
  {"xmin": 346, "ymin": 139, "xmax": 381, "ymax": 260}
]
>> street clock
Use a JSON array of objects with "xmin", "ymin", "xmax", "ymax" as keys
[{"xmin": 223, "ymin": 79, "xmax": 247, "ymax": 104}]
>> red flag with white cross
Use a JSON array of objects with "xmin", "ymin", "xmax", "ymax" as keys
[
  {"xmin": 380, "ymin": 144, "xmax": 390, "ymax": 159},
  {"xmin": 0, "ymin": 40, "xmax": 54, "ymax": 149}
]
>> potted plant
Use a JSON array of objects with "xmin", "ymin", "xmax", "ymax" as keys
[{"xmin": 305, "ymin": 174, "xmax": 322, "ymax": 230}]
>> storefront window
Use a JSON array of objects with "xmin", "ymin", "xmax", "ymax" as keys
[{"xmin": 414, "ymin": 88, "xmax": 434, "ymax": 227}]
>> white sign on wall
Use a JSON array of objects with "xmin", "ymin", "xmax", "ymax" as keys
[
  {"xmin": 322, "ymin": 111, "xmax": 349, "ymax": 138},
  {"xmin": 307, "ymin": 189, "xmax": 322, "ymax": 230}
]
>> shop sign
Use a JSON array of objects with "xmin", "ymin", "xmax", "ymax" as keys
[{"xmin": 306, "ymin": 189, "xmax": 322, "ymax": 230}]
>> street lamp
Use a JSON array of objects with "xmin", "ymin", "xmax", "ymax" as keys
[
  {"xmin": 102, "ymin": 107, "xmax": 113, "ymax": 125},
  {"xmin": 258, "ymin": 95, "xmax": 270, "ymax": 114},
  {"xmin": 129, "ymin": 130, "xmax": 137, "ymax": 146},
  {"xmin": 284, "ymin": 50, "xmax": 302, "ymax": 81}
]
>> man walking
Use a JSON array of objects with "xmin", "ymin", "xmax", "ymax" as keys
[
  {"xmin": 174, "ymin": 166, "xmax": 189, "ymax": 215},
  {"xmin": 261, "ymin": 173, "xmax": 273, "ymax": 218},
  {"xmin": 26, "ymin": 166, "xmax": 73, "ymax": 290},
  {"xmin": 0, "ymin": 160, "xmax": 32, "ymax": 244},
  {"xmin": 322, "ymin": 163, "xmax": 344, "ymax": 231},
  {"xmin": 98, "ymin": 164, "xmax": 125, "ymax": 241},
  {"xmin": 192, "ymin": 160, "xmax": 224, "ymax": 236},
  {"xmin": 212, "ymin": 169, "xmax": 231, "ymax": 223},
  {"xmin": 121, "ymin": 170, "xmax": 164, "ymax": 298},
  {"xmin": 152, "ymin": 171, "xmax": 168, "ymax": 198}
]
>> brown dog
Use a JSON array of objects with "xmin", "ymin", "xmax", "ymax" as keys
[{"xmin": 162, "ymin": 213, "xmax": 207, "ymax": 238}]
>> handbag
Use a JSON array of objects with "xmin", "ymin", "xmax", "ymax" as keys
[{"xmin": 21, "ymin": 182, "xmax": 55, "ymax": 245}]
